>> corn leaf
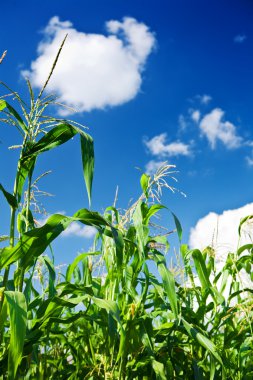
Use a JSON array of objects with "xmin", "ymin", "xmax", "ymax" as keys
[
  {"xmin": 0, "ymin": 184, "xmax": 17, "ymax": 208},
  {"xmin": 0, "ymin": 99, "xmax": 27, "ymax": 133},
  {"xmin": 5, "ymin": 291, "xmax": 27, "ymax": 380},
  {"xmin": 66, "ymin": 251, "xmax": 100, "ymax": 282},
  {"xmin": 153, "ymin": 250, "xmax": 178, "ymax": 318},
  {"xmin": 182, "ymin": 318, "xmax": 224, "ymax": 368},
  {"xmin": 140, "ymin": 173, "xmax": 150, "ymax": 198},
  {"xmin": 80, "ymin": 132, "xmax": 94, "ymax": 206}
]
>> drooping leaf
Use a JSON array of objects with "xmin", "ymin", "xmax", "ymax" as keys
[
  {"xmin": 0, "ymin": 214, "xmax": 72, "ymax": 270},
  {"xmin": 0, "ymin": 209, "xmax": 109, "ymax": 270},
  {"xmin": 238, "ymin": 215, "xmax": 253, "ymax": 236},
  {"xmin": 66, "ymin": 251, "xmax": 100, "ymax": 282},
  {"xmin": 80, "ymin": 132, "xmax": 94, "ymax": 206},
  {"xmin": 25, "ymin": 123, "xmax": 77, "ymax": 156},
  {"xmin": 144, "ymin": 204, "xmax": 165, "ymax": 225},
  {"xmin": 5, "ymin": 291, "xmax": 27, "ymax": 380},
  {"xmin": 0, "ymin": 184, "xmax": 17, "ymax": 208},
  {"xmin": 171, "ymin": 212, "xmax": 183, "ymax": 241},
  {"xmin": 0, "ymin": 99, "xmax": 27, "ymax": 133}
]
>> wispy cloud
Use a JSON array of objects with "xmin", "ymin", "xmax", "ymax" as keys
[
  {"xmin": 22, "ymin": 16, "xmax": 155, "ymax": 114},
  {"xmin": 234, "ymin": 34, "xmax": 247, "ymax": 43},
  {"xmin": 178, "ymin": 114, "xmax": 187, "ymax": 131},
  {"xmin": 246, "ymin": 153, "xmax": 253, "ymax": 167},
  {"xmin": 199, "ymin": 108, "xmax": 242, "ymax": 149},
  {"xmin": 144, "ymin": 133, "xmax": 192, "ymax": 157},
  {"xmin": 196, "ymin": 94, "xmax": 212, "ymax": 105}
]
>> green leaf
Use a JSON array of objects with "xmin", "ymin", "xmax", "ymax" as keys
[
  {"xmin": 91, "ymin": 297, "xmax": 121, "ymax": 325},
  {"xmin": 239, "ymin": 215, "xmax": 253, "ymax": 236},
  {"xmin": 0, "ymin": 183, "xmax": 17, "ymax": 208},
  {"xmin": 144, "ymin": 204, "xmax": 165, "ymax": 225},
  {"xmin": 133, "ymin": 201, "xmax": 150, "ymax": 255},
  {"xmin": 0, "ymin": 100, "xmax": 27, "ymax": 133},
  {"xmin": 182, "ymin": 318, "xmax": 224, "ymax": 369},
  {"xmin": 16, "ymin": 155, "xmax": 36, "ymax": 203},
  {"xmin": 41, "ymin": 256, "xmax": 57, "ymax": 298},
  {"xmin": 21, "ymin": 124, "xmax": 94, "ymax": 205},
  {"xmin": 5, "ymin": 291, "xmax": 27, "ymax": 380},
  {"xmin": 171, "ymin": 212, "xmax": 182, "ymax": 241},
  {"xmin": 191, "ymin": 249, "xmax": 211, "ymax": 289},
  {"xmin": 153, "ymin": 250, "xmax": 178, "ymax": 318},
  {"xmin": 0, "ymin": 209, "xmax": 109, "ymax": 270},
  {"xmin": 80, "ymin": 132, "xmax": 94, "ymax": 207},
  {"xmin": 0, "ymin": 214, "xmax": 72, "ymax": 270},
  {"xmin": 66, "ymin": 252, "xmax": 100, "ymax": 282},
  {"xmin": 25, "ymin": 123, "xmax": 77, "ymax": 156},
  {"xmin": 140, "ymin": 173, "xmax": 150, "ymax": 198},
  {"xmin": 237, "ymin": 244, "xmax": 253, "ymax": 256},
  {"xmin": 0, "ymin": 291, "xmax": 7, "ymax": 334},
  {"xmin": 151, "ymin": 359, "xmax": 167, "ymax": 380}
]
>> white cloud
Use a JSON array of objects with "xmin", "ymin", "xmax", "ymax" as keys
[
  {"xmin": 189, "ymin": 203, "xmax": 253, "ymax": 257},
  {"xmin": 199, "ymin": 108, "xmax": 243, "ymax": 149},
  {"xmin": 22, "ymin": 16, "xmax": 155, "ymax": 114},
  {"xmin": 189, "ymin": 203, "xmax": 253, "ymax": 289},
  {"xmin": 62, "ymin": 223, "xmax": 97, "ymax": 238},
  {"xmin": 144, "ymin": 133, "xmax": 192, "ymax": 157},
  {"xmin": 190, "ymin": 109, "xmax": 201, "ymax": 123},
  {"xmin": 234, "ymin": 34, "xmax": 247, "ymax": 43},
  {"xmin": 198, "ymin": 94, "xmax": 212, "ymax": 105}
]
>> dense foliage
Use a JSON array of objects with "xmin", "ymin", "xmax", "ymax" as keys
[{"xmin": 0, "ymin": 50, "xmax": 253, "ymax": 379}]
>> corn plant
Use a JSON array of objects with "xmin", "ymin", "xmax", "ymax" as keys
[{"xmin": 0, "ymin": 45, "xmax": 253, "ymax": 379}]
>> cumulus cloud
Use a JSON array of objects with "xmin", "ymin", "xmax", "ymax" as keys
[
  {"xmin": 144, "ymin": 133, "xmax": 192, "ymax": 157},
  {"xmin": 234, "ymin": 34, "xmax": 247, "ymax": 43},
  {"xmin": 199, "ymin": 108, "xmax": 243, "ymax": 149},
  {"xmin": 22, "ymin": 16, "xmax": 155, "ymax": 113},
  {"xmin": 189, "ymin": 203, "xmax": 253, "ymax": 257},
  {"xmin": 189, "ymin": 203, "xmax": 253, "ymax": 289}
]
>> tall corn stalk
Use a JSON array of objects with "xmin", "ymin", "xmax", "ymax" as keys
[{"xmin": 0, "ymin": 42, "xmax": 252, "ymax": 379}]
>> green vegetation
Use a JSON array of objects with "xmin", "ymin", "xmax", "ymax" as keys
[{"xmin": 0, "ymin": 49, "xmax": 252, "ymax": 379}]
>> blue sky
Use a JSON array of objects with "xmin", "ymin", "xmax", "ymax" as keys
[{"xmin": 1, "ymin": 0, "xmax": 253, "ymax": 265}]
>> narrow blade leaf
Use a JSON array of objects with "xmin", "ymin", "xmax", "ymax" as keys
[{"xmin": 5, "ymin": 291, "xmax": 27, "ymax": 380}]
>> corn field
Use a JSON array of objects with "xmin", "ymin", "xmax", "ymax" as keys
[{"xmin": 0, "ymin": 48, "xmax": 253, "ymax": 379}]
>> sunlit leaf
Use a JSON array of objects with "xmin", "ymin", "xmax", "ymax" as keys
[{"xmin": 5, "ymin": 291, "xmax": 27, "ymax": 380}]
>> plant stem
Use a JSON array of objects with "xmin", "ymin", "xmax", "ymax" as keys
[
  {"xmin": 18, "ymin": 167, "xmax": 32, "ymax": 292},
  {"xmin": 1, "ymin": 137, "xmax": 27, "ymax": 299}
]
